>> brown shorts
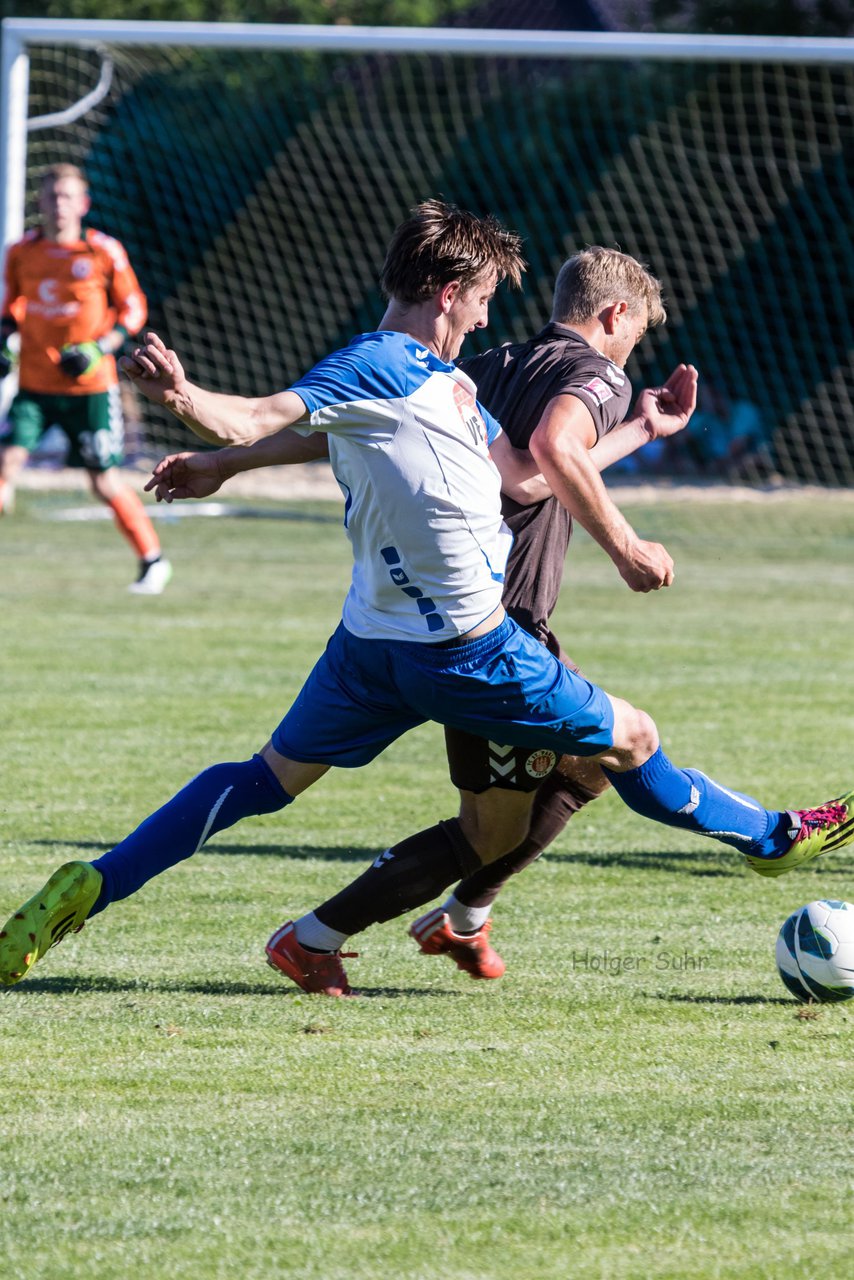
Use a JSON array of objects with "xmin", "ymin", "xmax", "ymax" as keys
[{"xmin": 444, "ymin": 628, "xmax": 583, "ymax": 794}]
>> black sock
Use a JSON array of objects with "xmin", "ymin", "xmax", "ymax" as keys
[{"xmin": 316, "ymin": 819, "xmax": 481, "ymax": 936}]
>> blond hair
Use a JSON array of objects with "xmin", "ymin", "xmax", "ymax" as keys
[
  {"xmin": 552, "ymin": 247, "xmax": 665, "ymax": 328},
  {"xmin": 381, "ymin": 199, "xmax": 525, "ymax": 303},
  {"xmin": 40, "ymin": 163, "xmax": 89, "ymax": 191}
]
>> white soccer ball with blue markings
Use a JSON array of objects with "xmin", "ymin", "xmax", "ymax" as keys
[{"xmin": 776, "ymin": 900, "xmax": 854, "ymax": 1002}]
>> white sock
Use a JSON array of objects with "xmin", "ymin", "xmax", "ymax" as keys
[
  {"xmin": 443, "ymin": 893, "xmax": 492, "ymax": 935},
  {"xmin": 294, "ymin": 911, "xmax": 349, "ymax": 952}
]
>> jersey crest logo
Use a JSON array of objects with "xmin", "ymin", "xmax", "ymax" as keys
[
  {"xmin": 452, "ymin": 380, "xmax": 488, "ymax": 446},
  {"xmin": 71, "ymin": 257, "xmax": 93, "ymax": 279},
  {"xmin": 524, "ymin": 749, "xmax": 558, "ymax": 779},
  {"xmin": 581, "ymin": 376, "xmax": 614, "ymax": 406}
]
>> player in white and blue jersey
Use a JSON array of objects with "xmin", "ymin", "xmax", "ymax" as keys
[{"xmin": 2, "ymin": 200, "xmax": 851, "ymax": 992}]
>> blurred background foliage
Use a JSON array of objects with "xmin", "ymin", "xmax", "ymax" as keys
[{"xmin": 0, "ymin": 0, "xmax": 851, "ymax": 37}]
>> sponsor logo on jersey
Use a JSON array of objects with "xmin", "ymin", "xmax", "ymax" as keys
[
  {"xmin": 71, "ymin": 257, "xmax": 93, "ymax": 279},
  {"xmin": 580, "ymin": 376, "xmax": 614, "ymax": 406},
  {"xmin": 30, "ymin": 278, "xmax": 80, "ymax": 319},
  {"xmin": 604, "ymin": 363, "xmax": 625, "ymax": 386},
  {"xmin": 415, "ymin": 348, "xmax": 430, "ymax": 361},
  {"xmin": 30, "ymin": 301, "xmax": 80, "ymax": 319},
  {"xmin": 452, "ymin": 379, "xmax": 488, "ymax": 446},
  {"xmin": 525, "ymin": 749, "xmax": 558, "ymax": 779}
]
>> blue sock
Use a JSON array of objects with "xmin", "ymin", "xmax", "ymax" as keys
[
  {"xmin": 89, "ymin": 754, "xmax": 291, "ymax": 913},
  {"xmin": 604, "ymin": 747, "xmax": 792, "ymax": 856}
]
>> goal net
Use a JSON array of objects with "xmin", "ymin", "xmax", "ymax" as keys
[{"xmin": 4, "ymin": 22, "xmax": 853, "ymax": 487}]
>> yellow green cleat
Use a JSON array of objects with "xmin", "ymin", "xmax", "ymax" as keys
[
  {"xmin": 746, "ymin": 789, "xmax": 854, "ymax": 878},
  {"xmin": 0, "ymin": 861, "xmax": 102, "ymax": 986}
]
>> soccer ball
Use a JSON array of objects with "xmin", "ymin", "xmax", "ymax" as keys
[{"xmin": 775, "ymin": 900, "xmax": 854, "ymax": 1002}]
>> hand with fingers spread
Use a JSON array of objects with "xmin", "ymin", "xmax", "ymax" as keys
[
  {"xmin": 120, "ymin": 331, "xmax": 189, "ymax": 407},
  {"xmin": 633, "ymin": 364, "xmax": 698, "ymax": 442},
  {"xmin": 144, "ymin": 451, "xmax": 227, "ymax": 503}
]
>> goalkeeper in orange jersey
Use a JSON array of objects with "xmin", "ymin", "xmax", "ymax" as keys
[{"xmin": 0, "ymin": 163, "xmax": 171, "ymax": 593}]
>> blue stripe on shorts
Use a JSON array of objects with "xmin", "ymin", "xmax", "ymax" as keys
[{"xmin": 271, "ymin": 617, "xmax": 615, "ymax": 768}]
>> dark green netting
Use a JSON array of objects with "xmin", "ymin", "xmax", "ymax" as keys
[{"xmin": 22, "ymin": 43, "xmax": 854, "ymax": 484}]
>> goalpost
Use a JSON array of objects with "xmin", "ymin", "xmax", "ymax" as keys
[{"xmin": 2, "ymin": 19, "xmax": 853, "ymax": 485}]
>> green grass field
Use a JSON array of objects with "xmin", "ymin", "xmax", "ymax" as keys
[{"xmin": 2, "ymin": 489, "xmax": 853, "ymax": 1280}]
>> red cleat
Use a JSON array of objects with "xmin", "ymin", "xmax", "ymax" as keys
[
  {"xmin": 265, "ymin": 921, "xmax": 357, "ymax": 996},
  {"xmin": 409, "ymin": 907, "xmax": 505, "ymax": 980}
]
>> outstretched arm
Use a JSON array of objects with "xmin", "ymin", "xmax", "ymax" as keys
[
  {"xmin": 144, "ymin": 421, "xmax": 331, "ymax": 502},
  {"xmin": 120, "ymin": 331, "xmax": 307, "ymax": 445}
]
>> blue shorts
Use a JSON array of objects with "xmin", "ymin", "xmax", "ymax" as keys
[{"xmin": 272, "ymin": 617, "xmax": 615, "ymax": 768}]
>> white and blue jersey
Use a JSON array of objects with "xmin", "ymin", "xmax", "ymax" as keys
[
  {"xmin": 272, "ymin": 328, "xmax": 616, "ymax": 770},
  {"xmin": 290, "ymin": 330, "xmax": 511, "ymax": 642}
]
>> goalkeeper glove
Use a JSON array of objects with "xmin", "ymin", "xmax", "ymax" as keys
[
  {"xmin": 0, "ymin": 345, "xmax": 15, "ymax": 378},
  {"xmin": 58, "ymin": 340, "xmax": 105, "ymax": 379}
]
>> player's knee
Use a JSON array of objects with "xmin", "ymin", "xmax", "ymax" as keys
[
  {"xmin": 88, "ymin": 470, "xmax": 115, "ymax": 502},
  {"xmin": 606, "ymin": 700, "xmax": 659, "ymax": 768}
]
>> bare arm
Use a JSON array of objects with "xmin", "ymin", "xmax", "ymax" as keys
[
  {"xmin": 529, "ymin": 394, "xmax": 674, "ymax": 592},
  {"xmin": 144, "ymin": 420, "xmax": 331, "ymax": 502},
  {"xmin": 493, "ymin": 363, "xmax": 699, "ymax": 505},
  {"xmin": 489, "ymin": 431, "xmax": 552, "ymax": 504},
  {"xmin": 120, "ymin": 331, "xmax": 308, "ymax": 445}
]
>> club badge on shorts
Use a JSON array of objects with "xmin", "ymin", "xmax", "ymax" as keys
[{"xmin": 525, "ymin": 749, "xmax": 557, "ymax": 779}]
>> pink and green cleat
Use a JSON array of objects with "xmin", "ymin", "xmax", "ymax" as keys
[
  {"xmin": 0, "ymin": 861, "xmax": 102, "ymax": 986},
  {"xmin": 746, "ymin": 790, "xmax": 854, "ymax": 878}
]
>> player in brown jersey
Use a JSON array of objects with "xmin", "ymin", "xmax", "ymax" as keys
[
  {"xmin": 0, "ymin": 164, "xmax": 171, "ymax": 593},
  {"xmin": 407, "ymin": 248, "xmax": 698, "ymax": 978},
  {"xmin": 271, "ymin": 248, "xmax": 699, "ymax": 989}
]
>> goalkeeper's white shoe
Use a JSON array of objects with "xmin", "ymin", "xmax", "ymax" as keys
[
  {"xmin": 0, "ymin": 480, "xmax": 15, "ymax": 515},
  {"xmin": 128, "ymin": 557, "xmax": 172, "ymax": 595}
]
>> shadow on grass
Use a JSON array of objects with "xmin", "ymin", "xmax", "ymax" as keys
[
  {"xmin": 30, "ymin": 839, "xmax": 379, "ymax": 864},
  {"xmin": 546, "ymin": 847, "xmax": 741, "ymax": 878},
  {"xmin": 5, "ymin": 974, "xmax": 461, "ymax": 1000},
  {"xmin": 30, "ymin": 838, "xmax": 746, "ymax": 876},
  {"xmin": 656, "ymin": 992, "xmax": 793, "ymax": 1006},
  {"xmin": 27, "ymin": 840, "xmax": 853, "ymax": 880}
]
